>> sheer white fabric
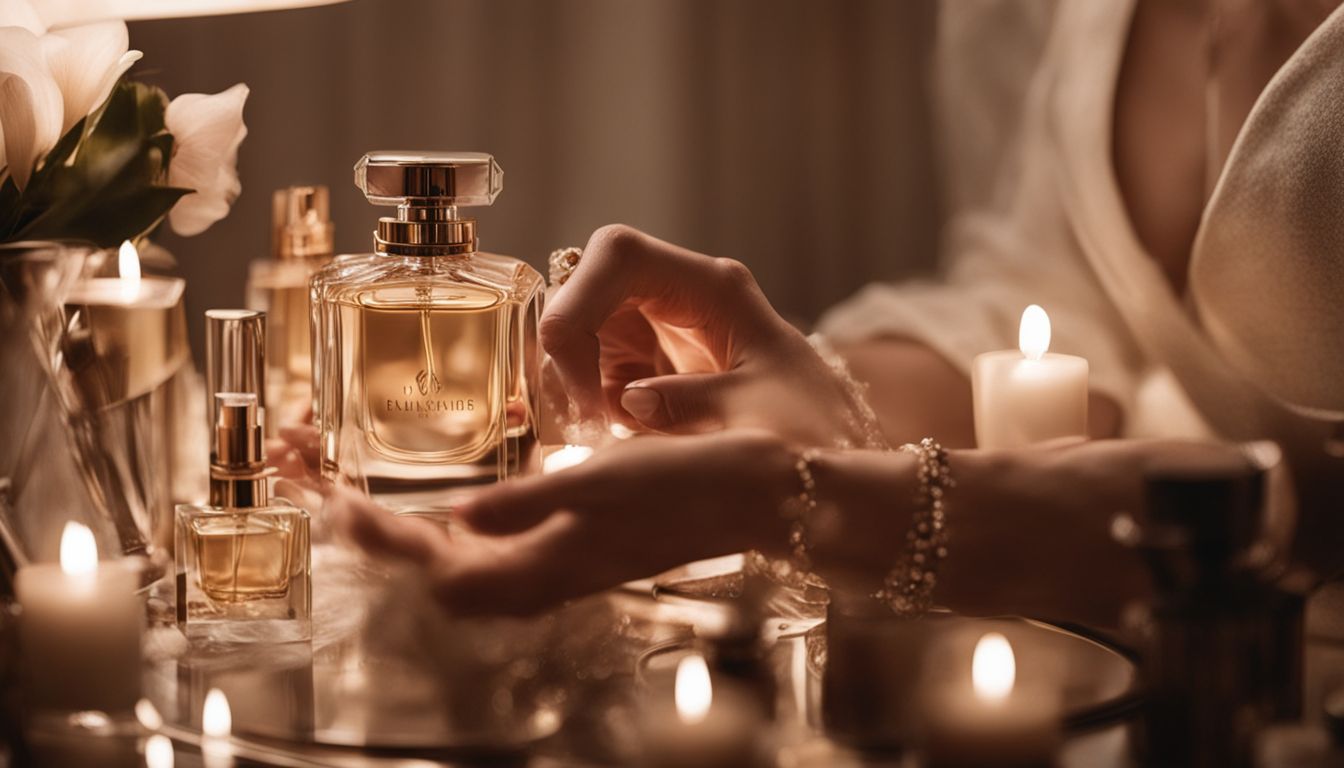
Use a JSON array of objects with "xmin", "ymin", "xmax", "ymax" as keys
[
  {"xmin": 820, "ymin": 0, "xmax": 1343, "ymax": 504},
  {"xmin": 821, "ymin": 0, "xmax": 1146, "ymax": 420}
]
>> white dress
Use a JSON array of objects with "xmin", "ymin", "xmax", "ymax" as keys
[{"xmin": 820, "ymin": 1, "xmax": 1344, "ymax": 523}]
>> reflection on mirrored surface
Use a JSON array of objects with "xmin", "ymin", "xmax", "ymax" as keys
[{"xmin": 138, "ymin": 543, "xmax": 1143, "ymax": 766}]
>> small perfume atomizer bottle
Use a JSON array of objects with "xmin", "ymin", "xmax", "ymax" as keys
[
  {"xmin": 177, "ymin": 310, "xmax": 311, "ymax": 643},
  {"xmin": 246, "ymin": 185, "xmax": 334, "ymax": 432}
]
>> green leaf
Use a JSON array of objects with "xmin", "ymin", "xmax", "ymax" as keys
[
  {"xmin": 2, "ymin": 80, "xmax": 185, "ymax": 249},
  {"xmin": 17, "ymin": 186, "xmax": 189, "ymax": 245}
]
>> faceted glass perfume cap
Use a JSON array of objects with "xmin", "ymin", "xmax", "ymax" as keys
[{"xmin": 354, "ymin": 151, "xmax": 503, "ymax": 206}]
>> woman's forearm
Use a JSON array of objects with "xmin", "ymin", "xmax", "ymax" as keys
[
  {"xmin": 803, "ymin": 439, "xmax": 1264, "ymax": 628},
  {"xmin": 837, "ymin": 337, "xmax": 1124, "ymax": 447},
  {"xmin": 805, "ymin": 444, "xmax": 1143, "ymax": 627}
]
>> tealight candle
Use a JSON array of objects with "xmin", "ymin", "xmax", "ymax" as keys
[
  {"xmin": 201, "ymin": 688, "xmax": 235, "ymax": 768},
  {"xmin": 542, "ymin": 444, "xmax": 594, "ymax": 474},
  {"xmin": 63, "ymin": 240, "xmax": 189, "ymax": 406},
  {"xmin": 144, "ymin": 734, "xmax": 175, "ymax": 768},
  {"xmin": 15, "ymin": 522, "xmax": 143, "ymax": 713},
  {"xmin": 921, "ymin": 633, "xmax": 1061, "ymax": 768},
  {"xmin": 638, "ymin": 653, "xmax": 765, "ymax": 768},
  {"xmin": 972, "ymin": 305, "xmax": 1088, "ymax": 449}
]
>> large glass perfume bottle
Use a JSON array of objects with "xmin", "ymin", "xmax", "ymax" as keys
[
  {"xmin": 245, "ymin": 186, "xmax": 334, "ymax": 431},
  {"xmin": 176, "ymin": 390, "xmax": 312, "ymax": 643},
  {"xmin": 311, "ymin": 152, "xmax": 543, "ymax": 515}
]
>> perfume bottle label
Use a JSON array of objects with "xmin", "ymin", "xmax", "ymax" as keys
[
  {"xmin": 384, "ymin": 370, "xmax": 476, "ymax": 415},
  {"xmin": 359, "ymin": 302, "xmax": 501, "ymax": 459}
]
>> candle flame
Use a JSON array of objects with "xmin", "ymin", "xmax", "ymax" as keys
[
  {"xmin": 674, "ymin": 653, "xmax": 713, "ymax": 724},
  {"xmin": 1019, "ymin": 305, "xmax": 1051, "ymax": 361},
  {"xmin": 202, "ymin": 688, "xmax": 232, "ymax": 739},
  {"xmin": 136, "ymin": 698, "xmax": 165, "ymax": 731},
  {"xmin": 118, "ymin": 240, "xmax": 141, "ymax": 301},
  {"xmin": 145, "ymin": 734, "xmax": 174, "ymax": 768},
  {"xmin": 972, "ymin": 632, "xmax": 1016, "ymax": 702},
  {"xmin": 542, "ymin": 444, "xmax": 594, "ymax": 474},
  {"xmin": 59, "ymin": 521, "xmax": 98, "ymax": 576}
]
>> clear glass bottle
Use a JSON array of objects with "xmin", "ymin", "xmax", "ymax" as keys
[
  {"xmin": 176, "ymin": 391, "xmax": 312, "ymax": 643},
  {"xmin": 246, "ymin": 186, "xmax": 334, "ymax": 432},
  {"xmin": 311, "ymin": 152, "xmax": 543, "ymax": 516}
]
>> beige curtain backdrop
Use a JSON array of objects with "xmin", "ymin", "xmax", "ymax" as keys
[{"xmin": 128, "ymin": 0, "xmax": 943, "ymax": 353}]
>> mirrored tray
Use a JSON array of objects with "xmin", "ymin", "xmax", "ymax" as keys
[
  {"xmin": 638, "ymin": 613, "xmax": 1141, "ymax": 737},
  {"xmin": 143, "ymin": 548, "xmax": 1141, "ymax": 765}
]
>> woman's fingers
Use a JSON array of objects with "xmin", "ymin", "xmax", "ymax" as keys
[
  {"xmin": 453, "ymin": 470, "xmax": 585, "ymax": 535},
  {"xmin": 327, "ymin": 486, "xmax": 449, "ymax": 566},
  {"xmin": 541, "ymin": 224, "xmax": 769, "ymax": 419},
  {"xmin": 620, "ymin": 372, "xmax": 737, "ymax": 434},
  {"xmin": 430, "ymin": 513, "xmax": 585, "ymax": 616},
  {"xmin": 278, "ymin": 424, "xmax": 321, "ymax": 469}
]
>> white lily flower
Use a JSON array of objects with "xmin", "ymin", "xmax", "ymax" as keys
[
  {"xmin": 42, "ymin": 21, "xmax": 142, "ymax": 134},
  {"xmin": 0, "ymin": 0, "xmax": 46, "ymax": 34},
  {"xmin": 165, "ymin": 83, "xmax": 248, "ymax": 237},
  {"xmin": 0, "ymin": 26, "xmax": 63, "ymax": 190}
]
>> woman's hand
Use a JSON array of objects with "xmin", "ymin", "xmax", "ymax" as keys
[
  {"xmin": 330, "ymin": 430, "xmax": 800, "ymax": 616},
  {"xmin": 332, "ymin": 421, "xmax": 1265, "ymax": 627},
  {"xmin": 543, "ymin": 224, "xmax": 873, "ymax": 447}
]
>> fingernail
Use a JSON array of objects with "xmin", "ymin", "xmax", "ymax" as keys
[{"xmin": 621, "ymin": 386, "xmax": 662, "ymax": 422}]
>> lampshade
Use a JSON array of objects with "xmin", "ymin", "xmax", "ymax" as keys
[{"xmin": 37, "ymin": 0, "xmax": 348, "ymax": 28}]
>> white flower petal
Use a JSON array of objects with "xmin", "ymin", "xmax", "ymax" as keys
[
  {"xmin": 0, "ymin": 0, "xmax": 46, "ymax": 35},
  {"xmin": 166, "ymin": 83, "xmax": 248, "ymax": 237},
  {"xmin": 41, "ymin": 21, "xmax": 140, "ymax": 134},
  {"xmin": 0, "ymin": 26, "xmax": 63, "ymax": 190}
]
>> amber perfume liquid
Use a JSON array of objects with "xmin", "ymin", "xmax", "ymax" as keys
[
  {"xmin": 191, "ymin": 514, "xmax": 296, "ymax": 601},
  {"xmin": 315, "ymin": 151, "xmax": 543, "ymax": 514},
  {"xmin": 175, "ymin": 504, "xmax": 311, "ymax": 642},
  {"xmin": 247, "ymin": 258, "xmax": 329, "ymax": 428},
  {"xmin": 318, "ymin": 259, "xmax": 540, "ymax": 513}
]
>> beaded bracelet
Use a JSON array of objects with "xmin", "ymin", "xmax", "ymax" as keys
[
  {"xmin": 806, "ymin": 333, "xmax": 890, "ymax": 451},
  {"xmin": 746, "ymin": 448, "xmax": 827, "ymax": 591},
  {"xmin": 874, "ymin": 438, "xmax": 953, "ymax": 616}
]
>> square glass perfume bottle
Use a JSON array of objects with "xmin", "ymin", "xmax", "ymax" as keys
[
  {"xmin": 311, "ymin": 152, "xmax": 543, "ymax": 516},
  {"xmin": 177, "ymin": 392, "xmax": 311, "ymax": 642}
]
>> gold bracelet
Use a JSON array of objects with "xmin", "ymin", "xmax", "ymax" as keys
[
  {"xmin": 806, "ymin": 333, "xmax": 890, "ymax": 451},
  {"xmin": 747, "ymin": 448, "xmax": 827, "ymax": 591},
  {"xmin": 874, "ymin": 438, "xmax": 952, "ymax": 616},
  {"xmin": 547, "ymin": 246, "xmax": 583, "ymax": 287}
]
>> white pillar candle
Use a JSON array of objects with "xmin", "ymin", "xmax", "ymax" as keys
[
  {"xmin": 972, "ymin": 305, "xmax": 1088, "ymax": 449},
  {"xmin": 63, "ymin": 240, "xmax": 189, "ymax": 404},
  {"xmin": 921, "ymin": 633, "xmax": 1061, "ymax": 767},
  {"xmin": 15, "ymin": 522, "xmax": 143, "ymax": 713}
]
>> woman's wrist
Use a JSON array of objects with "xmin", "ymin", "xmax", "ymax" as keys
[{"xmin": 803, "ymin": 448, "xmax": 920, "ymax": 590}]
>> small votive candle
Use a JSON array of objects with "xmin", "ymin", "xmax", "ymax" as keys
[
  {"xmin": 542, "ymin": 444, "xmax": 594, "ymax": 474},
  {"xmin": 201, "ymin": 688, "xmax": 235, "ymax": 768},
  {"xmin": 972, "ymin": 305, "xmax": 1088, "ymax": 449},
  {"xmin": 638, "ymin": 653, "xmax": 765, "ymax": 768},
  {"xmin": 15, "ymin": 522, "xmax": 143, "ymax": 714},
  {"xmin": 63, "ymin": 240, "xmax": 189, "ymax": 405},
  {"xmin": 920, "ymin": 633, "xmax": 1061, "ymax": 768}
]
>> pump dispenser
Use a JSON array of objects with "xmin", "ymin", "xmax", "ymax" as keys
[
  {"xmin": 311, "ymin": 151, "xmax": 543, "ymax": 516},
  {"xmin": 209, "ymin": 392, "xmax": 272, "ymax": 509},
  {"xmin": 246, "ymin": 185, "xmax": 335, "ymax": 432}
]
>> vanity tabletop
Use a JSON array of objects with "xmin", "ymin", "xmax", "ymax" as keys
[{"xmin": 13, "ymin": 553, "xmax": 1344, "ymax": 767}]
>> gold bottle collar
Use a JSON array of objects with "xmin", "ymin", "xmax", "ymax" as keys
[{"xmin": 375, "ymin": 217, "xmax": 477, "ymax": 256}]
